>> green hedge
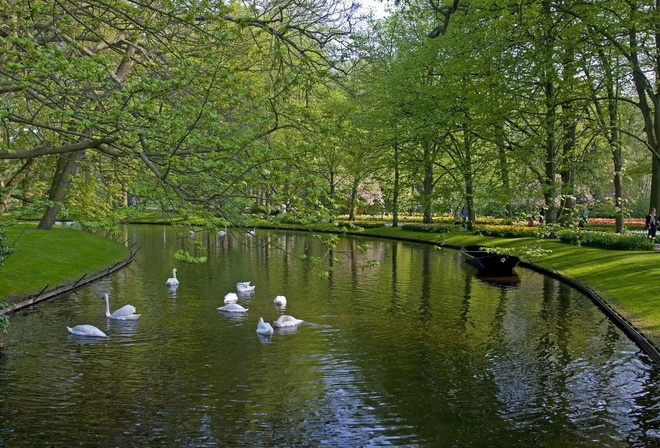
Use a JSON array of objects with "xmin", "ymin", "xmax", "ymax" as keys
[
  {"xmin": 400, "ymin": 223, "xmax": 455, "ymax": 233},
  {"xmin": 474, "ymin": 225, "xmax": 552, "ymax": 239},
  {"xmin": 556, "ymin": 229, "xmax": 653, "ymax": 250}
]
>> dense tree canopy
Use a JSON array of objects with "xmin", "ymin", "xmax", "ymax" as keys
[{"xmin": 0, "ymin": 0, "xmax": 657, "ymax": 231}]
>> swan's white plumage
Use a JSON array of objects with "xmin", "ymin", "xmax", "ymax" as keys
[
  {"xmin": 218, "ymin": 227, "xmax": 227, "ymax": 237},
  {"xmin": 273, "ymin": 295, "xmax": 287, "ymax": 306},
  {"xmin": 67, "ymin": 324, "xmax": 107, "ymax": 338},
  {"xmin": 166, "ymin": 268, "xmax": 179, "ymax": 286},
  {"xmin": 257, "ymin": 317, "xmax": 274, "ymax": 335},
  {"xmin": 223, "ymin": 292, "xmax": 239, "ymax": 303},
  {"xmin": 217, "ymin": 303, "xmax": 248, "ymax": 313},
  {"xmin": 247, "ymin": 228, "xmax": 255, "ymax": 237},
  {"xmin": 273, "ymin": 315, "xmax": 303, "ymax": 328},
  {"xmin": 236, "ymin": 282, "xmax": 255, "ymax": 293},
  {"xmin": 103, "ymin": 293, "xmax": 140, "ymax": 320}
]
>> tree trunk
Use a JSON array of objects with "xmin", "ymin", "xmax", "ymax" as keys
[
  {"xmin": 392, "ymin": 142, "xmax": 399, "ymax": 227},
  {"xmin": 422, "ymin": 145, "xmax": 434, "ymax": 224},
  {"xmin": 543, "ymin": 82, "xmax": 559, "ymax": 224},
  {"xmin": 348, "ymin": 178, "xmax": 358, "ymax": 221},
  {"xmin": 599, "ymin": 48, "xmax": 625, "ymax": 233},
  {"xmin": 613, "ymin": 145, "xmax": 624, "ymax": 232},
  {"xmin": 559, "ymin": 168, "xmax": 575, "ymax": 226},
  {"xmin": 497, "ymin": 144, "xmax": 512, "ymax": 218},
  {"xmin": 464, "ymin": 137, "xmax": 474, "ymax": 231},
  {"xmin": 628, "ymin": 25, "xmax": 660, "ymax": 212},
  {"xmin": 37, "ymin": 150, "xmax": 86, "ymax": 230}
]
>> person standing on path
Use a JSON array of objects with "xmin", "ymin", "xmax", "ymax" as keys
[{"xmin": 646, "ymin": 208, "xmax": 658, "ymax": 240}]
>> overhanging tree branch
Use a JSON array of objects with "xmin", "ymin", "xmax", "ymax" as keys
[{"xmin": 0, "ymin": 137, "xmax": 118, "ymax": 159}]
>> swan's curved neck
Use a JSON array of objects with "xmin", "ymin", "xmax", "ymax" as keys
[
  {"xmin": 172, "ymin": 269, "xmax": 177, "ymax": 279},
  {"xmin": 103, "ymin": 294, "xmax": 111, "ymax": 317}
]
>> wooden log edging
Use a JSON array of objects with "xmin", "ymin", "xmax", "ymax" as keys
[{"xmin": 0, "ymin": 244, "xmax": 138, "ymax": 316}]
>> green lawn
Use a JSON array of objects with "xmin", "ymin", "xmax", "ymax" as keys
[{"xmin": 0, "ymin": 223, "xmax": 130, "ymax": 301}]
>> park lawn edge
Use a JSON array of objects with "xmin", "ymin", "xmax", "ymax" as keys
[{"xmin": 0, "ymin": 223, "xmax": 130, "ymax": 303}]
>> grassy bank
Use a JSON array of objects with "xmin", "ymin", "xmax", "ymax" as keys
[{"xmin": 0, "ymin": 223, "xmax": 130, "ymax": 302}]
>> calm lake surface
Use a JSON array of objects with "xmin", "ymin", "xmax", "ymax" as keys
[{"xmin": 1, "ymin": 224, "xmax": 660, "ymax": 447}]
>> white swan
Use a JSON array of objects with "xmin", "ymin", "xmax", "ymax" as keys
[
  {"xmin": 166, "ymin": 268, "xmax": 179, "ymax": 287},
  {"xmin": 236, "ymin": 282, "xmax": 255, "ymax": 293},
  {"xmin": 247, "ymin": 228, "xmax": 256, "ymax": 237},
  {"xmin": 103, "ymin": 293, "xmax": 140, "ymax": 320},
  {"xmin": 273, "ymin": 315, "xmax": 303, "ymax": 328},
  {"xmin": 256, "ymin": 317, "xmax": 274, "ymax": 335},
  {"xmin": 217, "ymin": 303, "xmax": 248, "ymax": 313},
  {"xmin": 67, "ymin": 324, "xmax": 108, "ymax": 338},
  {"xmin": 218, "ymin": 227, "xmax": 227, "ymax": 237},
  {"xmin": 273, "ymin": 295, "xmax": 287, "ymax": 306},
  {"xmin": 223, "ymin": 292, "xmax": 239, "ymax": 303}
]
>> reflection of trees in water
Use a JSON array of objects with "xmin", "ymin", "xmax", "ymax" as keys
[
  {"xmin": 386, "ymin": 242, "xmax": 401, "ymax": 315},
  {"xmin": 418, "ymin": 247, "xmax": 432, "ymax": 323},
  {"xmin": 459, "ymin": 267, "xmax": 473, "ymax": 331}
]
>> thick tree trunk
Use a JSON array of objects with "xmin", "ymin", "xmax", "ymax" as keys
[{"xmin": 37, "ymin": 150, "xmax": 86, "ymax": 230}]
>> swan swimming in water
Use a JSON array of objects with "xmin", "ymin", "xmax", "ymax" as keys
[
  {"xmin": 247, "ymin": 228, "xmax": 255, "ymax": 237},
  {"xmin": 166, "ymin": 268, "xmax": 179, "ymax": 287},
  {"xmin": 217, "ymin": 303, "xmax": 248, "ymax": 313},
  {"xmin": 102, "ymin": 293, "xmax": 141, "ymax": 320},
  {"xmin": 273, "ymin": 295, "xmax": 287, "ymax": 307},
  {"xmin": 218, "ymin": 227, "xmax": 227, "ymax": 237},
  {"xmin": 236, "ymin": 282, "xmax": 255, "ymax": 293},
  {"xmin": 223, "ymin": 292, "xmax": 239, "ymax": 303},
  {"xmin": 273, "ymin": 315, "xmax": 303, "ymax": 328},
  {"xmin": 256, "ymin": 317, "xmax": 274, "ymax": 335},
  {"xmin": 67, "ymin": 324, "xmax": 108, "ymax": 338}
]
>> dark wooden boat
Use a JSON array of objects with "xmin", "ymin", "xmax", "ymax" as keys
[{"xmin": 460, "ymin": 245, "xmax": 520, "ymax": 276}]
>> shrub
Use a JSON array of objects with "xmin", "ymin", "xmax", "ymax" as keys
[
  {"xmin": 0, "ymin": 228, "xmax": 14, "ymax": 266},
  {"xmin": 337, "ymin": 220, "xmax": 386, "ymax": 229},
  {"xmin": 400, "ymin": 223, "xmax": 455, "ymax": 233},
  {"xmin": 474, "ymin": 224, "xmax": 553, "ymax": 239},
  {"xmin": 556, "ymin": 229, "xmax": 653, "ymax": 250}
]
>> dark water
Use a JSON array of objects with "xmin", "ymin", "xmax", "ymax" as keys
[{"xmin": 1, "ymin": 225, "xmax": 659, "ymax": 447}]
